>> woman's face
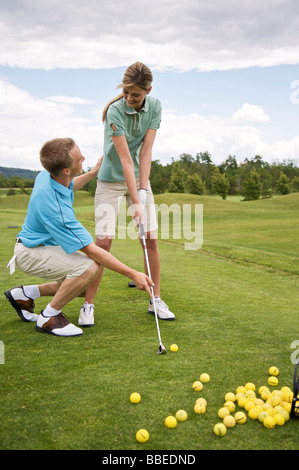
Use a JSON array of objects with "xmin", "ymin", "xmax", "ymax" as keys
[{"xmin": 122, "ymin": 85, "xmax": 151, "ymax": 112}]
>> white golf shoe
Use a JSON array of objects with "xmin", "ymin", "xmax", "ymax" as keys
[
  {"xmin": 4, "ymin": 285, "xmax": 38, "ymax": 322},
  {"xmin": 78, "ymin": 302, "xmax": 94, "ymax": 327},
  {"xmin": 36, "ymin": 312, "xmax": 83, "ymax": 337},
  {"xmin": 148, "ymin": 297, "xmax": 175, "ymax": 321}
]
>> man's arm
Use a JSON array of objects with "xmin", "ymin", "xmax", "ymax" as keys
[
  {"xmin": 73, "ymin": 157, "xmax": 103, "ymax": 192},
  {"xmin": 81, "ymin": 242, "xmax": 153, "ymax": 296}
]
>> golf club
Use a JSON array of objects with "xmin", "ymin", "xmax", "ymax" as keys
[{"xmin": 140, "ymin": 221, "xmax": 166, "ymax": 355}]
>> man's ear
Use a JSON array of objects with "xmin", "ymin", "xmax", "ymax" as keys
[{"xmin": 62, "ymin": 167, "xmax": 71, "ymax": 176}]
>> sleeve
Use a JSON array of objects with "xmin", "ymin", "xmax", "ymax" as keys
[
  {"xmin": 149, "ymin": 100, "xmax": 162, "ymax": 130},
  {"xmin": 106, "ymin": 104, "xmax": 126, "ymax": 136},
  {"xmin": 36, "ymin": 195, "xmax": 94, "ymax": 254}
]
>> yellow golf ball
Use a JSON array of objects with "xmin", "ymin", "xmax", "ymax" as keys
[
  {"xmin": 263, "ymin": 416, "xmax": 276, "ymax": 429},
  {"xmin": 245, "ymin": 382, "xmax": 256, "ymax": 391},
  {"xmin": 258, "ymin": 411, "xmax": 269, "ymax": 423},
  {"xmin": 274, "ymin": 413, "xmax": 285, "ymax": 426},
  {"xmin": 200, "ymin": 373, "xmax": 210, "ymax": 383},
  {"xmin": 218, "ymin": 407, "xmax": 230, "ymax": 419},
  {"xmin": 248, "ymin": 407, "xmax": 259, "ymax": 420},
  {"xmin": 175, "ymin": 409, "xmax": 188, "ymax": 422},
  {"xmin": 245, "ymin": 400, "xmax": 255, "ymax": 412},
  {"xmin": 213, "ymin": 423, "xmax": 227, "ymax": 437},
  {"xmin": 194, "ymin": 402, "xmax": 206, "ymax": 414},
  {"xmin": 234, "ymin": 411, "xmax": 247, "ymax": 424},
  {"xmin": 170, "ymin": 344, "xmax": 178, "ymax": 352},
  {"xmin": 223, "ymin": 415, "xmax": 236, "ymax": 428},
  {"xmin": 136, "ymin": 429, "xmax": 149, "ymax": 443},
  {"xmin": 192, "ymin": 381, "xmax": 203, "ymax": 391},
  {"xmin": 283, "ymin": 390, "xmax": 293, "ymax": 404},
  {"xmin": 268, "ymin": 376, "xmax": 279, "ymax": 387},
  {"xmin": 224, "ymin": 401, "xmax": 235, "ymax": 412},
  {"xmin": 261, "ymin": 389, "xmax": 271, "ymax": 400},
  {"xmin": 225, "ymin": 392, "xmax": 236, "ymax": 402},
  {"xmin": 196, "ymin": 397, "xmax": 207, "ymax": 407},
  {"xmin": 269, "ymin": 366, "xmax": 279, "ymax": 376},
  {"xmin": 130, "ymin": 392, "xmax": 141, "ymax": 404},
  {"xmin": 237, "ymin": 396, "xmax": 247, "ymax": 408},
  {"xmin": 164, "ymin": 416, "xmax": 177, "ymax": 428},
  {"xmin": 236, "ymin": 386, "xmax": 247, "ymax": 394},
  {"xmin": 259, "ymin": 385, "xmax": 269, "ymax": 395}
]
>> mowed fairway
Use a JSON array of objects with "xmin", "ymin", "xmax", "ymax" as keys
[{"xmin": 0, "ymin": 192, "xmax": 298, "ymax": 450}]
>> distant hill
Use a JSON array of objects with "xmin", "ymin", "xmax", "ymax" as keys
[{"xmin": 0, "ymin": 166, "xmax": 40, "ymax": 180}]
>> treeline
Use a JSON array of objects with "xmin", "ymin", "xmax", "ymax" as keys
[
  {"xmin": 2, "ymin": 153, "xmax": 299, "ymax": 201},
  {"xmin": 0, "ymin": 173, "xmax": 36, "ymax": 195},
  {"xmin": 149, "ymin": 152, "xmax": 299, "ymax": 200}
]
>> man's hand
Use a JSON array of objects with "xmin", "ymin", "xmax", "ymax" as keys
[
  {"xmin": 93, "ymin": 156, "xmax": 103, "ymax": 174},
  {"xmin": 131, "ymin": 271, "xmax": 154, "ymax": 297}
]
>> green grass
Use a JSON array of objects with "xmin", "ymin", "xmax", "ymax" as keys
[{"xmin": 0, "ymin": 192, "xmax": 299, "ymax": 450}]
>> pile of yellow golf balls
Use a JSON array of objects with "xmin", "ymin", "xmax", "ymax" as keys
[
  {"xmin": 132, "ymin": 364, "xmax": 293, "ymax": 443},
  {"xmin": 213, "ymin": 366, "xmax": 293, "ymax": 437}
]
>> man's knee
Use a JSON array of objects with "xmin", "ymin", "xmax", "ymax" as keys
[{"xmin": 85, "ymin": 262, "xmax": 101, "ymax": 281}]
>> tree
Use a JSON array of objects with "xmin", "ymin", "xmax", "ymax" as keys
[
  {"xmin": 186, "ymin": 173, "xmax": 205, "ymax": 195},
  {"xmin": 168, "ymin": 162, "xmax": 187, "ymax": 193},
  {"xmin": 149, "ymin": 160, "xmax": 171, "ymax": 194},
  {"xmin": 211, "ymin": 168, "xmax": 230, "ymax": 199},
  {"xmin": 276, "ymin": 171, "xmax": 290, "ymax": 195},
  {"xmin": 292, "ymin": 176, "xmax": 299, "ymax": 192},
  {"xmin": 242, "ymin": 168, "xmax": 262, "ymax": 201},
  {"xmin": 219, "ymin": 155, "xmax": 238, "ymax": 194}
]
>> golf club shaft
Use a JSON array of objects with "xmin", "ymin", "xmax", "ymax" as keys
[{"xmin": 140, "ymin": 222, "xmax": 164, "ymax": 347}]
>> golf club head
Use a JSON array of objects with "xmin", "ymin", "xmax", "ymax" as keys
[{"xmin": 157, "ymin": 345, "xmax": 167, "ymax": 355}]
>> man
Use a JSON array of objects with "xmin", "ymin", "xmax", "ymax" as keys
[{"xmin": 4, "ymin": 138, "xmax": 153, "ymax": 337}]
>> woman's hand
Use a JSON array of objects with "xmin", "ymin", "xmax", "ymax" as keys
[{"xmin": 131, "ymin": 202, "xmax": 144, "ymax": 226}]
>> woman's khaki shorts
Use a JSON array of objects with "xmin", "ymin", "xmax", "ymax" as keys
[
  {"xmin": 14, "ymin": 243, "xmax": 95, "ymax": 282},
  {"xmin": 94, "ymin": 179, "xmax": 158, "ymax": 239}
]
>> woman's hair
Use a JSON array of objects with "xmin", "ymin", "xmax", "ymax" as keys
[
  {"xmin": 40, "ymin": 137, "xmax": 75, "ymax": 176},
  {"xmin": 102, "ymin": 62, "xmax": 153, "ymax": 122}
]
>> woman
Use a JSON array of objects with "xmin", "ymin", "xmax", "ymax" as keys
[{"xmin": 80, "ymin": 62, "xmax": 175, "ymax": 326}]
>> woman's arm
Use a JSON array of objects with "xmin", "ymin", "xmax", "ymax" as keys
[
  {"xmin": 138, "ymin": 128, "xmax": 157, "ymax": 189},
  {"xmin": 73, "ymin": 156, "xmax": 103, "ymax": 192},
  {"xmin": 111, "ymin": 133, "xmax": 143, "ymax": 223}
]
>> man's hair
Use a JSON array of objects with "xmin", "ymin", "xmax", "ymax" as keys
[{"xmin": 40, "ymin": 138, "xmax": 76, "ymax": 176}]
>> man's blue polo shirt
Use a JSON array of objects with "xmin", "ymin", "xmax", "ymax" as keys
[{"xmin": 18, "ymin": 170, "xmax": 93, "ymax": 254}]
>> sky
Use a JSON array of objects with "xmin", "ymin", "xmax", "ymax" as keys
[{"xmin": 0, "ymin": 0, "xmax": 299, "ymax": 171}]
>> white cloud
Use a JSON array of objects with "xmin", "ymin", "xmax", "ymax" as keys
[
  {"xmin": 232, "ymin": 103, "xmax": 270, "ymax": 123},
  {"xmin": 0, "ymin": 80, "xmax": 102, "ymax": 170},
  {"xmin": 0, "ymin": 80, "xmax": 298, "ymax": 172},
  {"xmin": 0, "ymin": 0, "xmax": 299, "ymax": 72},
  {"xmin": 155, "ymin": 109, "xmax": 298, "ymax": 164},
  {"xmin": 47, "ymin": 96, "xmax": 93, "ymax": 105}
]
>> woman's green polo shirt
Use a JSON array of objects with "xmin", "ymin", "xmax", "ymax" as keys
[{"xmin": 98, "ymin": 96, "xmax": 162, "ymax": 182}]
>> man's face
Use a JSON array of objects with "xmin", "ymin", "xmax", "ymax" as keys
[{"xmin": 68, "ymin": 144, "xmax": 85, "ymax": 176}]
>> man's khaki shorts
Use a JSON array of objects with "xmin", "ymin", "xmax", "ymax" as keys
[
  {"xmin": 14, "ymin": 242, "xmax": 95, "ymax": 282},
  {"xmin": 94, "ymin": 179, "xmax": 158, "ymax": 239}
]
